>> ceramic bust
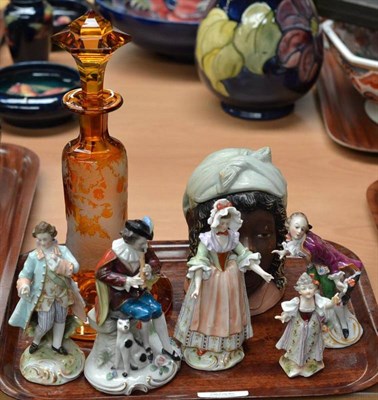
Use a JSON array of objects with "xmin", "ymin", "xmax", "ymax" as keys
[
  {"xmin": 183, "ymin": 147, "xmax": 287, "ymax": 316},
  {"xmin": 84, "ymin": 217, "xmax": 180, "ymax": 395},
  {"xmin": 174, "ymin": 199, "xmax": 273, "ymax": 371},
  {"xmin": 275, "ymin": 272, "xmax": 340, "ymax": 378},
  {"xmin": 273, "ymin": 212, "xmax": 364, "ymax": 348},
  {"xmin": 8, "ymin": 221, "xmax": 86, "ymax": 385}
]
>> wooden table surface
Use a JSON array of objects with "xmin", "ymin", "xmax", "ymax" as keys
[{"xmin": 0, "ymin": 36, "xmax": 377, "ymax": 400}]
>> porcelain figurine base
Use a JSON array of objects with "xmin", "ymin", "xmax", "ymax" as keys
[
  {"xmin": 84, "ymin": 310, "xmax": 181, "ymax": 395},
  {"xmin": 323, "ymin": 307, "xmax": 364, "ymax": 348},
  {"xmin": 182, "ymin": 346, "xmax": 245, "ymax": 371},
  {"xmin": 20, "ymin": 338, "xmax": 85, "ymax": 385},
  {"xmin": 279, "ymin": 355, "xmax": 325, "ymax": 378}
]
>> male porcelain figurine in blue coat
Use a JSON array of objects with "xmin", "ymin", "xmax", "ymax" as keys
[{"xmin": 9, "ymin": 221, "xmax": 86, "ymax": 356}]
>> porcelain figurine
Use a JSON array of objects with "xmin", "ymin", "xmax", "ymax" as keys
[
  {"xmin": 8, "ymin": 221, "xmax": 86, "ymax": 385},
  {"xmin": 84, "ymin": 217, "xmax": 180, "ymax": 395},
  {"xmin": 272, "ymin": 212, "xmax": 364, "ymax": 348},
  {"xmin": 174, "ymin": 199, "xmax": 273, "ymax": 371},
  {"xmin": 183, "ymin": 147, "xmax": 287, "ymax": 316},
  {"xmin": 275, "ymin": 272, "xmax": 340, "ymax": 378}
]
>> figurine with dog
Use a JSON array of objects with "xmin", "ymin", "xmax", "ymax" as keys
[{"xmin": 84, "ymin": 217, "xmax": 180, "ymax": 395}]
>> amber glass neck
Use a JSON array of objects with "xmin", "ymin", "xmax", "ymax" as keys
[
  {"xmin": 79, "ymin": 113, "xmax": 109, "ymax": 140},
  {"xmin": 74, "ymin": 55, "xmax": 109, "ymax": 109}
]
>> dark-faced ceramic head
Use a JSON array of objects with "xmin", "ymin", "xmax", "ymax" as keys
[{"xmin": 183, "ymin": 147, "xmax": 288, "ymax": 311}]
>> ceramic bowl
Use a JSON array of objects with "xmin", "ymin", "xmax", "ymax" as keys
[
  {"xmin": 0, "ymin": 61, "xmax": 80, "ymax": 128},
  {"xmin": 323, "ymin": 20, "xmax": 378, "ymax": 124},
  {"xmin": 50, "ymin": 0, "xmax": 91, "ymax": 35},
  {"xmin": 95, "ymin": 0, "xmax": 205, "ymax": 61}
]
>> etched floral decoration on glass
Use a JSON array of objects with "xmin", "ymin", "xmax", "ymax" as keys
[{"xmin": 52, "ymin": 11, "xmax": 131, "ymax": 338}]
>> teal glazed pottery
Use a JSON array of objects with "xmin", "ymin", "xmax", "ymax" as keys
[
  {"xmin": 195, "ymin": 0, "xmax": 323, "ymax": 120},
  {"xmin": 4, "ymin": 0, "xmax": 53, "ymax": 63}
]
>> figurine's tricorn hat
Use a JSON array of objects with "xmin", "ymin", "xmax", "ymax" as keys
[{"xmin": 125, "ymin": 219, "xmax": 153, "ymax": 240}]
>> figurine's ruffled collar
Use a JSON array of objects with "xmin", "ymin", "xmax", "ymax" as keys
[
  {"xmin": 200, "ymin": 230, "xmax": 240, "ymax": 253},
  {"xmin": 112, "ymin": 238, "xmax": 140, "ymax": 270},
  {"xmin": 283, "ymin": 235, "xmax": 307, "ymax": 257},
  {"xmin": 36, "ymin": 240, "xmax": 60, "ymax": 260}
]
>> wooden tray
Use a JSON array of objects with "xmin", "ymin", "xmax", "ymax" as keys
[
  {"xmin": 317, "ymin": 47, "xmax": 378, "ymax": 153},
  {"xmin": 1, "ymin": 241, "xmax": 377, "ymax": 399},
  {"xmin": 0, "ymin": 143, "xmax": 39, "ymax": 333},
  {"xmin": 367, "ymin": 180, "xmax": 378, "ymax": 229}
]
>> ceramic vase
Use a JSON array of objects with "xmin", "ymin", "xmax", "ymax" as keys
[
  {"xmin": 195, "ymin": 0, "xmax": 323, "ymax": 120},
  {"xmin": 4, "ymin": 0, "xmax": 53, "ymax": 62}
]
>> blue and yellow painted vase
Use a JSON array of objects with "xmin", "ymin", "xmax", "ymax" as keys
[{"xmin": 195, "ymin": 0, "xmax": 323, "ymax": 120}]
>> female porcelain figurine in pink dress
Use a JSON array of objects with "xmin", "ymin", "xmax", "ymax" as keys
[
  {"xmin": 275, "ymin": 272, "xmax": 340, "ymax": 378},
  {"xmin": 174, "ymin": 199, "xmax": 274, "ymax": 371},
  {"xmin": 273, "ymin": 212, "xmax": 364, "ymax": 348}
]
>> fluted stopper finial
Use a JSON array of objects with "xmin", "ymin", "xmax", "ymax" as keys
[{"xmin": 52, "ymin": 10, "xmax": 132, "ymax": 113}]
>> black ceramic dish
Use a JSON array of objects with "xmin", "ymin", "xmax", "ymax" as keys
[
  {"xmin": 0, "ymin": 61, "xmax": 80, "ymax": 128},
  {"xmin": 95, "ymin": 0, "xmax": 199, "ymax": 61}
]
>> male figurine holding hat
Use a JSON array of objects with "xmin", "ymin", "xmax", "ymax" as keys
[{"xmin": 95, "ymin": 217, "xmax": 179, "ymax": 361}]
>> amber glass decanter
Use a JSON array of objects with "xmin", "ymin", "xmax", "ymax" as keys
[{"xmin": 52, "ymin": 11, "xmax": 131, "ymax": 338}]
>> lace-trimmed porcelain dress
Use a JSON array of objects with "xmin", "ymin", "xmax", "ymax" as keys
[
  {"xmin": 174, "ymin": 229, "xmax": 260, "ymax": 353},
  {"xmin": 275, "ymin": 293, "xmax": 333, "ymax": 376}
]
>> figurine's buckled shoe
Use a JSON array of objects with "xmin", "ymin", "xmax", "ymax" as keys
[
  {"xmin": 162, "ymin": 348, "xmax": 181, "ymax": 361},
  {"xmin": 29, "ymin": 343, "xmax": 39, "ymax": 354},
  {"xmin": 52, "ymin": 345, "xmax": 68, "ymax": 355}
]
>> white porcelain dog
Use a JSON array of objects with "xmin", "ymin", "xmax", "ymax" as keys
[{"xmin": 114, "ymin": 318, "xmax": 147, "ymax": 377}]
